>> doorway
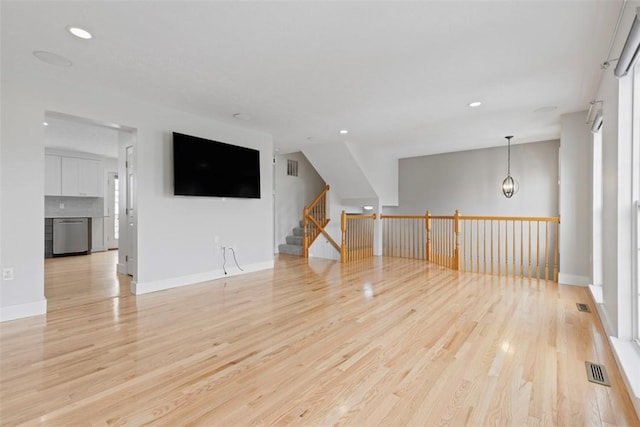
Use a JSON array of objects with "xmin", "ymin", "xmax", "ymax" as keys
[{"xmin": 43, "ymin": 111, "xmax": 137, "ymax": 311}]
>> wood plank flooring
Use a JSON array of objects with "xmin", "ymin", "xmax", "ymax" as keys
[{"xmin": 0, "ymin": 251, "xmax": 638, "ymax": 425}]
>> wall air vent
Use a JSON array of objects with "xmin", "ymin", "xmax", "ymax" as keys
[{"xmin": 287, "ymin": 159, "xmax": 299, "ymax": 177}]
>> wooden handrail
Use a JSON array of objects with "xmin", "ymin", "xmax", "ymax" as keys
[
  {"xmin": 380, "ymin": 214, "xmax": 426, "ymax": 220},
  {"xmin": 306, "ymin": 184, "xmax": 330, "ymax": 211},
  {"xmin": 460, "ymin": 215, "xmax": 560, "ymax": 222}
]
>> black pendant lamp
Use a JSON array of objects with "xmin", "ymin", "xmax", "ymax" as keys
[{"xmin": 502, "ymin": 135, "xmax": 517, "ymax": 198}]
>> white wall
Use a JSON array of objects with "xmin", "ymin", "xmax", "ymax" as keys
[
  {"xmin": 303, "ymin": 142, "xmax": 377, "ymax": 200},
  {"xmin": 274, "ymin": 152, "xmax": 325, "ymax": 251},
  {"xmin": 386, "ymin": 140, "xmax": 559, "ymax": 217},
  {"xmin": 347, "ymin": 143, "xmax": 399, "ymax": 206},
  {"xmin": 558, "ymin": 111, "xmax": 592, "ymax": 286},
  {"xmin": 1, "ymin": 65, "xmax": 274, "ymax": 319}
]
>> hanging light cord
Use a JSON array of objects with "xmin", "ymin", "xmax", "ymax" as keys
[{"xmin": 506, "ymin": 136, "xmax": 512, "ymax": 176}]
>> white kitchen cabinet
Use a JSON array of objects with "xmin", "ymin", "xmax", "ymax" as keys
[
  {"xmin": 61, "ymin": 157, "xmax": 101, "ymax": 197},
  {"xmin": 91, "ymin": 217, "xmax": 106, "ymax": 252},
  {"xmin": 44, "ymin": 155, "xmax": 62, "ymax": 195},
  {"xmin": 78, "ymin": 159, "xmax": 101, "ymax": 196}
]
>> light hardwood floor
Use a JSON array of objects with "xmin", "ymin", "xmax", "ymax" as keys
[{"xmin": 0, "ymin": 251, "xmax": 638, "ymax": 425}]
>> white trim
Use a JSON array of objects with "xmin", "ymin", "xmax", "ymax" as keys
[
  {"xmin": 609, "ymin": 337, "xmax": 640, "ymax": 419},
  {"xmin": 131, "ymin": 260, "xmax": 274, "ymax": 295},
  {"xmin": 558, "ymin": 272, "xmax": 590, "ymax": 286},
  {"xmin": 117, "ymin": 263, "xmax": 127, "ymax": 274},
  {"xmin": 0, "ymin": 299, "xmax": 47, "ymax": 322},
  {"xmin": 590, "ymin": 284, "xmax": 615, "ymax": 336}
]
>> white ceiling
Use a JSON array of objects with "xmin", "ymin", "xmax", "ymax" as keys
[{"xmin": 1, "ymin": 1, "xmax": 632, "ymax": 158}]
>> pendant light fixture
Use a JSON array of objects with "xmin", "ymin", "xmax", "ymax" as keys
[{"xmin": 502, "ymin": 135, "xmax": 517, "ymax": 198}]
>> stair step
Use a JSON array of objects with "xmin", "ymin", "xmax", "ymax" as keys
[
  {"xmin": 292, "ymin": 227, "xmax": 305, "ymax": 237},
  {"xmin": 286, "ymin": 235, "xmax": 303, "ymax": 245},
  {"xmin": 279, "ymin": 244, "xmax": 303, "ymax": 256}
]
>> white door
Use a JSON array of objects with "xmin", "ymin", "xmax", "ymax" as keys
[
  {"xmin": 106, "ymin": 172, "xmax": 119, "ymax": 249},
  {"xmin": 126, "ymin": 145, "xmax": 137, "ymax": 277}
]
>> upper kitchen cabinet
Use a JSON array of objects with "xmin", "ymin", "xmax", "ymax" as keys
[
  {"xmin": 61, "ymin": 157, "xmax": 102, "ymax": 197},
  {"xmin": 44, "ymin": 155, "xmax": 62, "ymax": 195},
  {"xmin": 46, "ymin": 152, "xmax": 103, "ymax": 197}
]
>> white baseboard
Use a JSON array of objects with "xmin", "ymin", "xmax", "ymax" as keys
[
  {"xmin": 131, "ymin": 260, "xmax": 275, "ymax": 295},
  {"xmin": 558, "ymin": 272, "xmax": 590, "ymax": 286},
  {"xmin": 0, "ymin": 299, "xmax": 47, "ymax": 322},
  {"xmin": 117, "ymin": 263, "xmax": 127, "ymax": 274}
]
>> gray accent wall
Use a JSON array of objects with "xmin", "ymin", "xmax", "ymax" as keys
[{"xmin": 386, "ymin": 139, "xmax": 559, "ymax": 217}]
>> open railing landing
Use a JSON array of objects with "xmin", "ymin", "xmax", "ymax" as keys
[{"xmin": 381, "ymin": 211, "xmax": 560, "ymax": 282}]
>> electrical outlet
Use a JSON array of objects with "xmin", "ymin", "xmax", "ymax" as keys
[
  {"xmin": 2, "ymin": 268, "xmax": 14, "ymax": 281},
  {"xmin": 59, "ymin": 203, "xmax": 64, "ymax": 209}
]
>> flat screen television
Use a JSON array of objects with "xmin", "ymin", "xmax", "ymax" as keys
[{"xmin": 173, "ymin": 132, "xmax": 261, "ymax": 198}]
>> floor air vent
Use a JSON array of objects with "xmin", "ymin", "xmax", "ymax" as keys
[
  {"xmin": 576, "ymin": 303, "xmax": 591, "ymax": 313},
  {"xmin": 585, "ymin": 362, "xmax": 611, "ymax": 386}
]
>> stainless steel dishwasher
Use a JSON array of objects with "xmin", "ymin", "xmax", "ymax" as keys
[{"xmin": 53, "ymin": 218, "xmax": 89, "ymax": 255}]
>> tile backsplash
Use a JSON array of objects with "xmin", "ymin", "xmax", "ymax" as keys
[{"xmin": 45, "ymin": 196, "xmax": 104, "ymax": 218}]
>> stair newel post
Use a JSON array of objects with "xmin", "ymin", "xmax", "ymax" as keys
[
  {"xmin": 303, "ymin": 206, "xmax": 309, "ymax": 258},
  {"xmin": 454, "ymin": 209, "xmax": 461, "ymax": 270},
  {"xmin": 340, "ymin": 210, "xmax": 347, "ymax": 263},
  {"xmin": 426, "ymin": 210, "xmax": 431, "ymax": 262}
]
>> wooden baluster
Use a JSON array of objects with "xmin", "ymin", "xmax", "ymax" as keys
[
  {"xmin": 512, "ymin": 220, "xmax": 516, "ymax": 278},
  {"xmin": 528, "ymin": 221, "xmax": 532, "ymax": 280},
  {"xmin": 553, "ymin": 221, "xmax": 559, "ymax": 282},
  {"xmin": 483, "ymin": 220, "xmax": 487, "ymax": 274},
  {"xmin": 454, "ymin": 210, "xmax": 461, "ymax": 270},
  {"xmin": 426, "ymin": 211, "xmax": 431, "ymax": 262},
  {"xmin": 476, "ymin": 219, "xmax": 480, "ymax": 274},
  {"xmin": 505, "ymin": 220, "xmax": 509, "ymax": 277},
  {"xmin": 519, "ymin": 221, "xmax": 523, "ymax": 278},
  {"xmin": 340, "ymin": 210, "xmax": 346, "ymax": 263},
  {"xmin": 536, "ymin": 221, "xmax": 540, "ymax": 279},
  {"xmin": 545, "ymin": 221, "xmax": 549, "ymax": 281},
  {"xmin": 498, "ymin": 220, "xmax": 501, "ymax": 276},
  {"xmin": 490, "ymin": 220, "xmax": 494, "ymax": 275}
]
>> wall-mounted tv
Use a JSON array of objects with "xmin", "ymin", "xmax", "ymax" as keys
[{"xmin": 173, "ymin": 132, "xmax": 261, "ymax": 199}]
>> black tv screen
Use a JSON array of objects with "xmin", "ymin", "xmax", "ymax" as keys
[{"xmin": 173, "ymin": 132, "xmax": 261, "ymax": 198}]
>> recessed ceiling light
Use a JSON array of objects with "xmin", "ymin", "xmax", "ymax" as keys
[
  {"xmin": 67, "ymin": 26, "xmax": 92, "ymax": 40},
  {"xmin": 32, "ymin": 51, "xmax": 72, "ymax": 67},
  {"xmin": 339, "ymin": 129, "xmax": 349, "ymax": 134},
  {"xmin": 469, "ymin": 101, "xmax": 482, "ymax": 107},
  {"xmin": 43, "ymin": 122, "xmax": 48, "ymax": 126},
  {"xmin": 363, "ymin": 205, "xmax": 373, "ymax": 210},
  {"xmin": 233, "ymin": 113, "xmax": 251, "ymax": 121}
]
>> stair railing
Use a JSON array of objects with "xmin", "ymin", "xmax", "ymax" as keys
[
  {"xmin": 340, "ymin": 211, "xmax": 376, "ymax": 262},
  {"xmin": 302, "ymin": 185, "xmax": 331, "ymax": 257},
  {"xmin": 380, "ymin": 210, "xmax": 560, "ymax": 281}
]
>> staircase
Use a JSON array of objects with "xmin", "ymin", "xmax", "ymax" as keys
[{"xmin": 278, "ymin": 220, "xmax": 305, "ymax": 256}]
